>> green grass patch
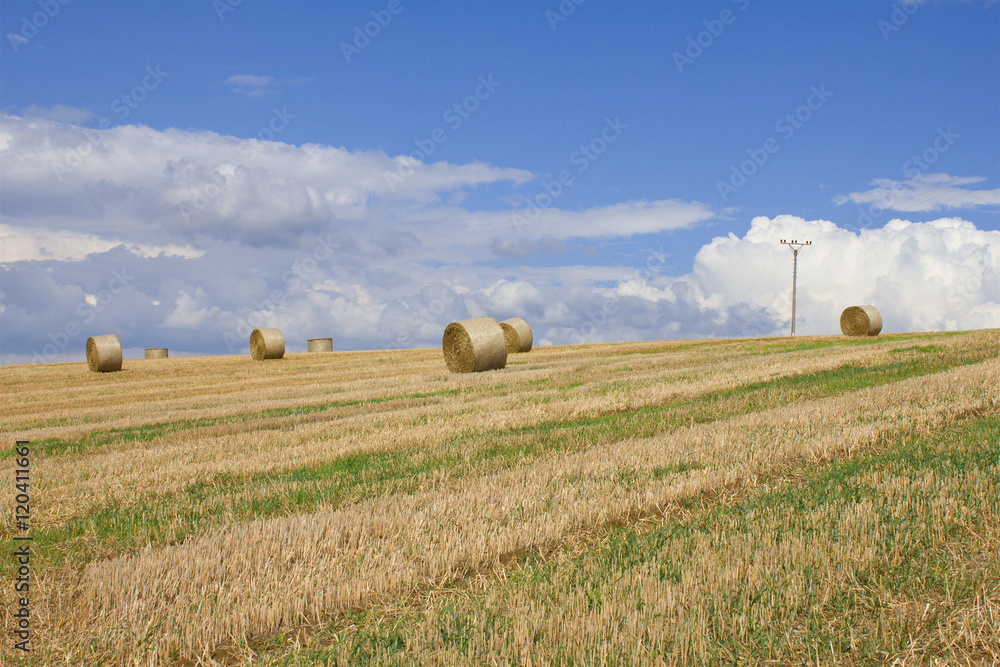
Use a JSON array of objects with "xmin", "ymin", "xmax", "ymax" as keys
[
  {"xmin": 890, "ymin": 344, "xmax": 947, "ymax": 355},
  {"xmin": 3, "ymin": 386, "xmax": 471, "ymax": 459},
  {"xmin": 263, "ymin": 414, "xmax": 999, "ymax": 666},
  {"xmin": 22, "ymin": 339, "xmax": 994, "ymax": 574}
]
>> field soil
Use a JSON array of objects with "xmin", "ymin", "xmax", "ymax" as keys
[{"xmin": 1, "ymin": 330, "xmax": 998, "ymax": 665}]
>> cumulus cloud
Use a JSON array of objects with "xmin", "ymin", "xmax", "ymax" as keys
[
  {"xmin": 691, "ymin": 214, "xmax": 999, "ymax": 336},
  {"xmin": 0, "ymin": 224, "xmax": 203, "ymax": 263},
  {"xmin": 834, "ymin": 173, "xmax": 1000, "ymax": 212},
  {"xmin": 0, "ymin": 112, "xmax": 533, "ymax": 250},
  {"xmin": 2, "ymin": 111, "xmax": 994, "ymax": 365},
  {"xmin": 21, "ymin": 104, "xmax": 95, "ymax": 124}
]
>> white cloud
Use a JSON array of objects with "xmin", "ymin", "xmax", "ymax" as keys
[
  {"xmin": 0, "ymin": 113, "xmax": 533, "ymax": 249},
  {"xmin": 21, "ymin": 104, "xmax": 95, "ymax": 124},
  {"xmin": 834, "ymin": 173, "xmax": 1000, "ymax": 212},
  {"xmin": 162, "ymin": 289, "xmax": 220, "ymax": 329},
  {"xmin": 507, "ymin": 199, "xmax": 715, "ymax": 239},
  {"xmin": 224, "ymin": 74, "xmax": 278, "ymax": 96},
  {"xmin": 691, "ymin": 214, "xmax": 1000, "ymax": 336},
  {"xmin": 0, "ymin": 224, "xmax": 204, "ymax": 263},
  {"xmin": 479, "ymin": 279, "xmax": 545, "ymax": 314},
  {"xmin": 224, "ymin": 74, "xmax": 317, "ymax": 97},
  {"xmin": 3, "ymin": 111, "xmax": 994, "ymax": 365}
]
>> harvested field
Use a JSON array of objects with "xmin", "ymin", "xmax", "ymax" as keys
[{"xmin": 1, "ymin": 330, "xmax": 998, "ymax": 666}]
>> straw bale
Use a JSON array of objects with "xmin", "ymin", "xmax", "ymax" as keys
[
  {"xmin": 87, "ymin": 334, "xmax": 123, "ymax": 372},
  {"xmin": 144, "ymin": 348, "xmax": 168, "ymax": 359},
  {"xmin": 499, "ymin": 322, "xmax": 520, "ymax": 354},
  {"xmin": 442, "ymin": 316, "xmax": 507, "ymax": 373},
  {"xmin": 250, "ymin": 328, "xmax": 285, "ymax": 360},
  {"xmin": 840, "ymin": 305, "xmax": 883, "ymax": 337},
  {"xmin": 500, "ymin": 317, "xmax": 533, "ymax": 353},
  {"xmin": 307, "ymin": 338, "xmax": 333, "ymax": 353}
]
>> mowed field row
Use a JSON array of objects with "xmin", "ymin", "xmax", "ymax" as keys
[{"xmin": 1, "ymin": 330, "xmax": 998, "ymax": 665}]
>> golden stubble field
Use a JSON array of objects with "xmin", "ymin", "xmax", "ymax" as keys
[{"xmin": 1, "ymin": 330, "xmax": 998, "ymax": 666}]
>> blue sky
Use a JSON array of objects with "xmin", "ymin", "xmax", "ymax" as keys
[{"xmin": 1, "ymin": 0, "xmax": 998, "ymax": 363}]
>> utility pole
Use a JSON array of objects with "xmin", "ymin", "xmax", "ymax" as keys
[{"xmin": 780, "ymin": 239, "xmax": 811, "ymax": 336}]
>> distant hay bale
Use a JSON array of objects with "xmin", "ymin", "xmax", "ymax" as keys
[
  {"xmin": 840, "ymin": 305, "xmax": 883, "ymax": 337},
  {"xmin": 499, "ymin": 322, "xmax": 520, "ymax": 354},
  {"xmin": 144, "ymin": 348, "xmax": 168, "ymax": 359},
  {"xmin": 442, "ymin": 316, "xmax": 507, "ymax": 373},
  {"xmin": 86, "ymin": 334, "xmax": 122, "ymax": 373},
  {"xmin": 307, "ymin": 338, "xmax": 333, "ymax": 353},
  {"xmin": 500, "ymin": 317, "xmax": 533, "ymax": 353},
  {"xmin": 250, "ymin": 328, "xmax": 285, "ymax": 360}
]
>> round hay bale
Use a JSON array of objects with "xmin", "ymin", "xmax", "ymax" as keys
[
  {"xmin": 499, "ymin": 322, "xmax": 520, "ymax": 354},
  {"xmin": 86, "ymin": 334, "xmax": 122, "ymax": 372},
  {"xmin": 840, "ymin": 305, "xmax": 883, "ymax": 337},
  {"xmin": 144, "ymin": 348, "xmax": 168, "ymax": 359},
  {"xmin": 250, "ymin": 328, "xmax": 285, "ymax": 360},
  {"xmin": 500, "ymin": 317, "xmax": 532, "ymax": 353},
  {"xmin": 442, "ymin": 316, "xmax": 507, "ymax": 373},
  {"xmin": 307, "ymin": 337, "xmax": 333, "ymax": 353}
]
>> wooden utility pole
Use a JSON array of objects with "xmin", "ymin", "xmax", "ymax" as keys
[{"xmin": 780, "ymin": 239, "xmax": 811, "ymax": 336}]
